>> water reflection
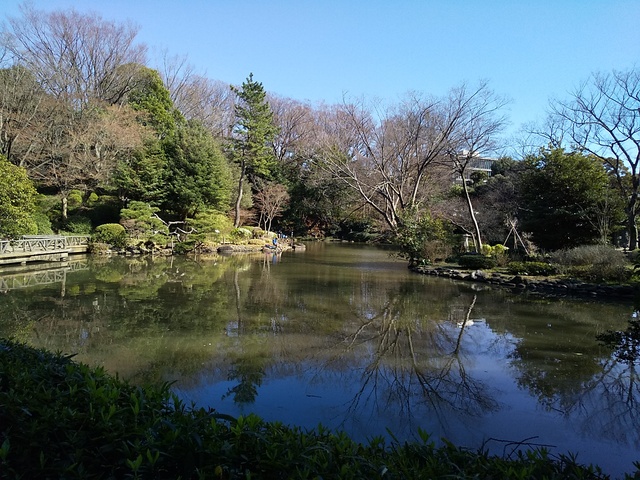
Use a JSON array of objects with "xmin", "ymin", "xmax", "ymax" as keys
[{"xmin": 0, "ymin": 244, "xmax": 638, "ymax": 477}]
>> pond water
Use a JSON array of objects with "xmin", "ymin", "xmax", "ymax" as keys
[{"xmin": 1, "ymin": 243, "xmax": 638, "ymax": 477}]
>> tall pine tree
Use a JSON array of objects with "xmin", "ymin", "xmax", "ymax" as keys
[{"xmin": 230, "ymin": 74, "xmax": 279, "ymax": 227}]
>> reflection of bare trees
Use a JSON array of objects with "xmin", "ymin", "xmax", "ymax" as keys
[
  {"xmin": 574, "ymin": 359, "xmax": 639, "ymax": 445},
  {"xmin": 315, "ymin": 291, "xmax": 499, "ymax": 431},
  {"xmin": 513, "ymin": 316, "xmax": 640, "ymax": 447}
]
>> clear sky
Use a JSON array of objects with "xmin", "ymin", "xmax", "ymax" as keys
[{"xmin": 2, "ymin": 0, "xmax": 639, "ymax": 141}]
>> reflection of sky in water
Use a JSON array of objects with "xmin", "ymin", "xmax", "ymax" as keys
[
  {"xmin": 175, "ymin": 317, "xmax": 638, "ymax": 478},
  {"xmin": 1, "ymin": 245, "xmax": 638, "ymax": 478}
]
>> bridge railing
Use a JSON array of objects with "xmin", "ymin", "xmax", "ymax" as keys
[
  {"xmin": 64, "ymin": 235, "xmax": 90, "ymax": 247},
  {"xmin": 0, "ymin": 235, "xmax": 90, "ymax": 255}
]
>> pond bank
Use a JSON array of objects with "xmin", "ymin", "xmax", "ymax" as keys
[{"xmin": 410, "ymin": 264, "xmax": 639, "ymax": 301}]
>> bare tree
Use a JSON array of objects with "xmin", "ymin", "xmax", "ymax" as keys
[
  {"xmin": 0, "ymin": 64, "xmax": 45, "ymax": 163},
  {"xmin": 158, "ymin": 51, "xmax": 234, "ymax": 137},
  {"xmin": 24, "ymin": 101, "xmax": 146, "ymax": 218},
  {"xmin": 316, "ymin": 93, "xmax": 452, "ymax": 231},
  {"xmin": 254, "ymin": 180, "xmax": 290, "ymax": 233},
  {"xmin": 3, "ymin": 4, "xmax": 147, "ymax": 107},
  {"xmin": 268, "ymin": 95, "xmax": 316, "ymax": 166},
  {"xmin": 445, "ymin": 82, "xmax": 510, "ymax": 251},
  {"xmin": 548, "ymin": 68, "xmax": 640, "ymax": 249},
  {"xmin": 317, "ymin": 84, "xmax": 508, "ymax": 235}
]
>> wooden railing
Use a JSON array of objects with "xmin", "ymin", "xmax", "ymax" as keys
[
  {"xmin": 0, "ymin": 235, "xmax": 90, "ymax": 258},
  {"xmin": 0, "ymin": 260, "xmax": 89, "ymax": 292}
]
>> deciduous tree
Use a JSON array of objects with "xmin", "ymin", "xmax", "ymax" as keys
[
  {"xmin": 3, "ymin": 4, "xmax": 147, "ymax": 107},
  {"xmin": 444, "ymin": 82, "xmax": 509, "ymax": 251},
  {"xmin": 254, "ymin": 180, "xmax": 289, "ymax": 233},
  {"xmin": 548, "ymin": 68, "xmax": 640, "ymax": 249},
  {"xmin": 158, "ymin": 51, "xmax": 234, "ymax": 138},
  {"xmin": 0, "ymin": 65, "xmax": 44, "ymax": 163},
  {"xmin": 317, "ymin": 94, "xmax": 449, "ymax": 232},
  {"xmin": 318, "ymin": 83, "xmax": 507, "ymax": 236}
]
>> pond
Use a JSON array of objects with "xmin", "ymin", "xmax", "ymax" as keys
[{"xmin": 1, "ymin": 243, "xmax": 638, "ymax": 477}]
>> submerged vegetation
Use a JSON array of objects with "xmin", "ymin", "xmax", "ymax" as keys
[{"xmin": 1, "ymin": 339, "xmax": 631, "ymax": 479}]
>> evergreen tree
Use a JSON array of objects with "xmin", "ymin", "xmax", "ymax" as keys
[
  {"xmin": 115, "ymin": 67, "xmax": 183, "ymax": 204},
  {"xmin": 230, "ymin": 74, "xmax": 279, "ymax": 227},
  {"xmin": 162, "ymin": 120, "xmax": 232, "ymax": 220},
  {"xmin": 0, "ymin": 155, "xmax": 38, "ymax": 238},
  {"xmin": 519, "ymin": 148, "xmax": 622, "ymax": 250}
]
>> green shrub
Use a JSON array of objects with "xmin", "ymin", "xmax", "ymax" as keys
[
  {"xmin": 251, "ymin": 227, "xmax": 267, "ymax": 239},
  {"xmin": 481, "ymin": 243, "xmax": 510, "ymax": 266},
  {"xmin": 88, "ymin": 241, "xmax": 110, "ymax": 254},
  {"xmin": 146, "ymin": 233, "xmax": 169, "ymax": 247},
  {"xmin": 230, "ymin": 227, "xmax": 252, "ymax": 243},
  {"xmin": 67, "ymin": 189, "xmax": 84, "ymax": 210},
  {"xmin": 187, "ymin": 209, "xmax": 233, "ymax": 237},
  {"xmin": 457, "ymin": 254, "xmax": 496, "ymax": 269},
  {"xmin": 507, "ymin": 261, "xmax": 559, "ymax": 276},
  {"xmin": 0, "ymin": 155, "xmax": 38, "ymax": 238},
  {"xmin": 120, "ymin": 201, "xmax": 167, "ymax": 239},
  {"xmin": 86, "ymin": 192, "xmax": 99, "ymax": 205},
  {"xmin": 92, "ymin": 223, "xmax": 127, "ymax": 249},
  {"xmin": 395, "ymin": 211, "xmax": 454, "ymax": 265},
  {"xmin": 63, "ymin": 214, "xmax": 93, "ymax": 234},
  {"xmin": 33, "ymin": 212, "xmax": 53, "ymax": 235},
  {"xmin": 550, "ymin": 245, "xmax": 631, "ymax": 283},
  {"xmin": 567, "ymin": 264, "xmax": 632, "ymax": 283}
]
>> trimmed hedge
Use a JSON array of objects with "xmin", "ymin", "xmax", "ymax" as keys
[
  {"xmin": 457, "ymin": 254, "xmax": 497, "ymax": 270},
  {"xmin": 507, "ymin": 261, "xmax": 559, "ymax": 276},
  {"xmin": 91, "ymin": 223, "xmax": 127, "ymax": 249}
]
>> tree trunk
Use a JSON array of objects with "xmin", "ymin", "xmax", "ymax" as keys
[
  {"xmin": 461, "ymin": 179, "xmax": 483, "ymax": 252},
  {"xmin": 234, "ymin": 159, "xmax": 246, "ymax": 228},
  {"xmin": 61, "ymin": 195, "xmax": 68, "ymax": 221},
  {"xmin": 628, "ymin": 211, "xmax": 638, "ymax": 251}
]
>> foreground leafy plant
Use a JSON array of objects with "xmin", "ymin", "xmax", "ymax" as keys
[{"xmin": 0, "ymin": 339, "xmax": 633, "ymax": 479}]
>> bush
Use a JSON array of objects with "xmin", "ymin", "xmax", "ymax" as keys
[
  {"xmin": 120, "ymin": 201, "xmax": 167, "ymax": 239},
  {"xmin": 395, "ymin": 212, "xmax": 454, "ymax": 265},
  {"xmin": 481, "ymin": 243, "xmax": 510, "ymax": 267},
  {"xmin": 251, "ymin": 227, "xmax": 267, "ymax": 239},
  {"xmin": 457, "ymin": 254, "xmax": 496, "ymax": 269},
  {"xmin": 230, "ymin": 227, "xmax": 252, "ymax": 243},
  {"xmin": 188, "ymin": 209, "xmax": 234, "ymax": 237},
  {"xmin": 550, "ymin": 245, "xmax": 631, "ymax": 283},
  {"xmin": 507, "ymin": 261, "xmax": 559, "ymax": 276},
  {"xmin": 0, "ymin": 155, "xmax": 38, "ymax": 238},
  {"xmin": 63, "ymin": 214, "xmax": 93, "ymax": 234},
  {"xmin": 67, "ymin": 189, "xmax": 84, "ymax": 210},
  {"xmin": 33, "ymin": 212, "xmax": 53, "ymax": 235},
  {"xmin": 86, "ymin": 192, "xmax": 99, "ymax": 205},
  {"xmin": 92, "ymin": 223, "xmax": 127, "ymax": 249},
  {"xmin": 88, "ymin": 241, "xmax": 110, "ymax": 254}
]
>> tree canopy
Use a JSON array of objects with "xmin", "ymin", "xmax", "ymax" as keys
[
  {"xmin": 518, "ymin": 148, "xmax": 620, "ymax": 250},
  {"xmin": 230, "ymin": 73, "xmax": 279, "ymax": 227},
  {"xmin": 0, "ymin": 154, "xmax": 38, "ymax": 238}
]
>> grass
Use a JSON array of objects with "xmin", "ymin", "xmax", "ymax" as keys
[{"xmin": 1, "ymin": 338, "xmax": 635, "ymax": 479}]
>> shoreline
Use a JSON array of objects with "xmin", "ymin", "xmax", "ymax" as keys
[{"xmin": 410, "ymin": 264, "xmax": 639, "ymax": 302}]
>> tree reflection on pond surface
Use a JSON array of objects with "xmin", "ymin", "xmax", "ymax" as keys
[{"xmin": 0, "ymin": 243, "xmax": 638, "ymax": 477}]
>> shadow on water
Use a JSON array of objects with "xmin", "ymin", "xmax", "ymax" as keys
[{"xmin": 0, "ymin": 243, "xmax": 638, "ymax": 477}]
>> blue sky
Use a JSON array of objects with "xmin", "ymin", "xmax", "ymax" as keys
[{"xmin": 3, "ymin": 0, "xmax": 639, "ymax": 140}]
